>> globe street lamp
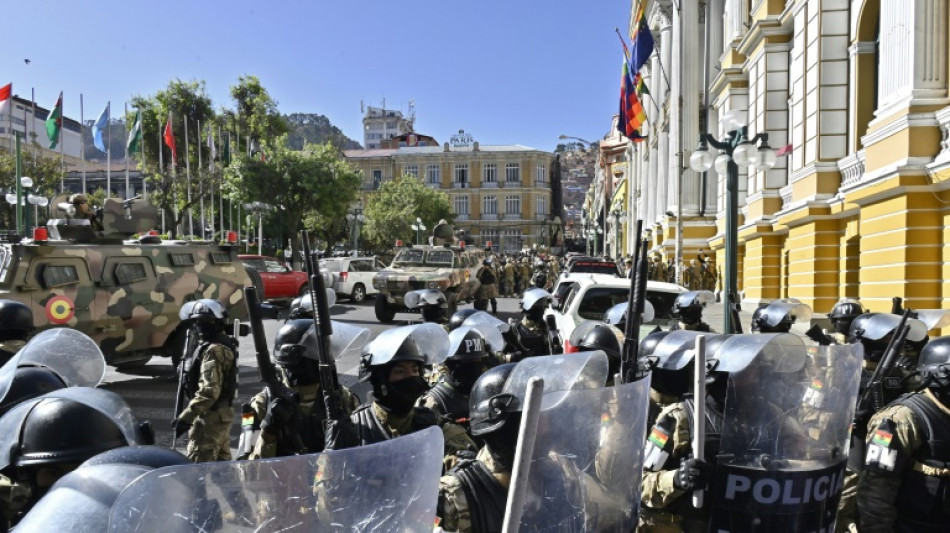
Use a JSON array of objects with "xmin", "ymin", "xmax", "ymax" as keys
[
  {"xmin": 5, "ymin": 176, "xmax": 33, "ymax": 233},
  {"xmin": 410, "ymin": 217, "xmax": 426, "ymax": 245},
  {"xmin": 587, "ymin": 226, "xmax": 603, "ymax": 256},
  {"xmin": 28, "ymin": 194, "xmax": 49, "ymax": 230},
  {"xmin": 689, "ymin": 117, "xmax": 776, "ymax": 333},
  {"xmin": 243, "ymin": 201, "xmax": 273, "ymax": 255},
  {"xmin": 610, "ymin": 208, "xmax": 627, "ymax": 259}
]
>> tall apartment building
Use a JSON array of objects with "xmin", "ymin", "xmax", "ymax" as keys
[
  {"xmin": 344, "ymin": 141, "xmax": 557, "ymax": 253},
  {"xmin": 361, "ymin": 104, "xmax": 414, "ymax": 149},
  {"xmin": 624, "ymin": 0, "xmax": 950, "ymax": 317},
  {"xmin": 1, "ymin": 94, "xmax": 82, "ymax": 160}
]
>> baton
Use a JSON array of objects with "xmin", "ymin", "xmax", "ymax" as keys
[{"xmin": 692, "ymin": 335, "xmax": 706, "ymax": 509}]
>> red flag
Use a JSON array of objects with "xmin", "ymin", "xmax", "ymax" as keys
[
  {"xmin": 776, "ymin": 144, "xmax": 793, "ymax": 156},
  {"xmin": 0, "ymin": 83, "xmax": 11, "ymax": 116},
  {"xmin": 164, "ymin": 115, "xmax": 177, "ymax": 166},
  {"xmin": 618, "ymin": 60, "xmax": 647, "ymax": 141}
]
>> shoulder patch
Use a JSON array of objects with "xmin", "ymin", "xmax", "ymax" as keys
[
  {"xmin": 643, "ymin": 415, "xmax": 677, "ymax": 472},
  {"xmin": 864, "ymin": 418, "xmax": 906, "ymax": 474}
]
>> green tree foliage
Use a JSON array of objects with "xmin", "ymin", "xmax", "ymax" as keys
[
  {"xmin": 362, "ymin": 175, "xmax": 454, "ymax": 251},
  {"xmin": 0, "ymin": 148, "xmax": 64, "ymax": 229},
  {"xmin": 284, "ymin": 113, "xmax": 361, "ymax": 151},
  {"xmin": 130, "ymin": 79, "xmax": 216, "ymax": 237},
  {"xmin": 221, "ymin": 75, "xmax": 287, "ymax": 156},
  {"xmin": 225, "ymin": 140, "xmax": 361, "ymax": 250}
]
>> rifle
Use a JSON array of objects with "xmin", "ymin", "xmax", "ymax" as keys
[
  {"xmin": 245, "ymin": 286, "xmax": 306, "ymax": 454},
  {"xmin": 300, "ymin": 230, "xmax": 343, "ymax": 422},
  {"xmin": 805, "ymin": 324, "xmax": 834, "ymax": 346},
  {"xmin": 729, "ymin": 292, "xmax": 743, "ymax": 334},
  {"xmin": 620, "ymin": 220, "xmax": 649, "ymax": 383},
  {"xmin": 171, "ymin": 326, "xmax": 194, "ymax": 451}
]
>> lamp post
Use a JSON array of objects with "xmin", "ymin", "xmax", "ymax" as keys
[
  {"xmin": 5, "ymin": 176, "xmax": 34, "ymax": 232},
  {"xmin": 28, "ymin": 194, "xmax": 48, "ymax": 229},
  {"xmin": 410, "ymin": 217, "xmax": 426, "ymax": 245},
  {"xmin": 243, "ymin": 201, "xmax": 273, "ymax": 255},
  {"xmin": 345, "ymin": 203, "xmax": 365, "ymax": 254},
  {"xmin": 610, "ymin": 208, "xmax": 626, "ymax": 259},
  {"xmin": 689, "ymin": 118, "xmax": 776, "ymax": 333},
  {"xmin": 587, "ymin": 226, "xmax": 603, "ymax": 256}
]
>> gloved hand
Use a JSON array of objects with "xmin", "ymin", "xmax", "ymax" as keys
[
  {"xmin": 673, "ymin": 457, "xmax": 711, "ymax": 491},
  {"xmin": 324, "ymin": 417, "xmax": 358, "ymax": 450},
  {"xmin": 261, "ymin": 396, "xmax": 296, "ymax": 435},
  {"xmin": 171, "ymin": 417, "xmax": 190, "ymax": 438}
]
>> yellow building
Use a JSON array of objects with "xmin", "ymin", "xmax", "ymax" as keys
[
  {"xmin": 630, "ymin": 0, "xmax": 950, "ymax": 316},
  {"xmin": 343, "ymin": 141, "xmax": 556, "ymax": 253}
]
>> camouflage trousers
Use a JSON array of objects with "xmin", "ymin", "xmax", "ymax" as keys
[{"xmin": 186, "ymin": 406, "xmax": 234, "ymax": 463}]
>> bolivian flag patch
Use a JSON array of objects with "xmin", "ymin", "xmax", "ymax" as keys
[
  {"xmin": 872, "ymin": 429, "xmax": 893, "ymax": 447},
  {"xmin": 648, "ymin": 428, "xmax": 669, "ymax": 448},
  {"xmin": 811, "ymin": 379, "xmax": 823, "ymax": 390},
  {"xmin": 241, "ymin": 412, "xmax": 255, "ymax": 427}
]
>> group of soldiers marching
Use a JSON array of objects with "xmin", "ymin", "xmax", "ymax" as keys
[{"xmin": 0, "ymin": 250, "xmax": 948, "ymax": 531}]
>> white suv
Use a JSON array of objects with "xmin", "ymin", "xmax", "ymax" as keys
[
  {"xmin": 319, "ymin": 256, "xmax": 385, "ymax": 303},
  {"xmin": 544, "ymin": 276, "xmax": 688, "ymax": 350}
]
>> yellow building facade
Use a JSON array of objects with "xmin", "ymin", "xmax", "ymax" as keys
[
  {"xmin": 343, "ymin": 142, "xmax": 556, "ymax": 253},
  {"xmin": 631, "ymin": 0, "xmax": 950, "ymax": 315}
]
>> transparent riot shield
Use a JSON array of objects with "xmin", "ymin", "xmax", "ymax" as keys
[
  {"xmin": 758, "ymin": 299, "xmax": 814, "ymax": 329},
  {"xmin": 504, "ymin": 351, "xmax": 609, "ymax": 409},
  {"xmin": 433, "ymin": 324, "xmax": 506, "ymax": 365},
  {"xmin": 515, "ymin": 378, "xmax": 651, "ymax": 531},
  {"xmin": 298, "ymin": 320, "xmax": 371, "ymax": 361},
  {"xmin": 0, "ymin": 327, "xmax": 106, "ymax": 404},
  {"xmin": 709, "ymin": 340, "xmax": 863, "ymax": 532},
  {"xmin": 462, "ymin": 310, "xmax": 512, "ymax": 334},
  {"xmin": 365, "ymin": 323, "xmax": 450, "ymax": 366},
  {"xmin": 861, "ymin": 313, "xmax": 928, "ymax": 343},
  {"xmin": 108, "ymin": 426, "xmax": 444, "ymax": 532}
]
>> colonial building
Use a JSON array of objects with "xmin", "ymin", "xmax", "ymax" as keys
[
  {"xmin": 343, "ymin": 141, "xmax": 558, "ymax": 253},
  {"xmin": 624, "ymin": 0, "xmax": 950, "ymax": 316}
]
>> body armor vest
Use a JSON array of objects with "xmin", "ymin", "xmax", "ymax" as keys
[
  {"xmin": 185, "ymin": 337, "xmax": 238, "ymax": 410},
  {"xmin": 516, "ymin": 322, "xmax": 551, "ymax": 357},
  {"xmin": 350, "ymin": 405, "xmax": 439, "ymax": 446},
  {"xmin": 262, "ymin": 388, "xmax": 329, "ymax": 456},
  {"xmin": 892, "ymin": 392, "xmax": 950, "ymax": 533},
  {"xmin": 452, "ymin": 459, "xmax": 507, "ymax": 533},
  {"xmin": 425, "ymin": 383, "xmax": 470, "ymax": 425}
]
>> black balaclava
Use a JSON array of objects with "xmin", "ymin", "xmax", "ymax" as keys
[{"xmin": 374, "ymin": 363, "xmax": 429, "ymax": 415}]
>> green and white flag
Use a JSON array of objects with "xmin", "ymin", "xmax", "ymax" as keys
[
  {"xmin": 127, "ymin": 109, "xmax": 143, "ymax": 154},
  {"xmin": 45, "ymin": 91, "xmax": 63, "ymax": 149}
]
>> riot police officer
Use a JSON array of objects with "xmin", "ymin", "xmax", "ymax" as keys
[
  {"xmin": 857, "ymin": 335, "xmax": 950, "ymax": 532},
  {"xmin": 173, "ymin": 299, "xmax": 239, "ymax": 463},
  {"xmin": 827, "ymin": 298, "xmax": 865, "ymax": 344},
  {"xmin": 326, "ymin": 325, "xmax": 476, "ymax": 462},
  {"xmin": 244, "ymin": 319, "xmax": 361, "ymax": 459},
  {"xmin": 669, "ymin": 290, "xmax": 715, "ymax": 332},
  {"xmin": 750, "ymin": 298, "xmax": 813, "ymax": 333},
  {"xmin": 448, "ymin": 309, "xmax": 481, "ymax": 331},
  {"xmin": 437, "ymin": 363, "xmax": 518, "ymax": 533},
  {"xmin": 507, "ymin": 288, "xmax": 561, "ymax": 358},
  {"xmin": 405, "ymin": 289, "xmax": 449, "ymax": 324},
  {"xmin": 567, "ymin": 321, "xmax": 625, "ymax": 385},
  {"xmin": 419, "ymin": 326, "xmax": 492, "ymax": 428},
  {"xmin": 0, "ymin": 300, "xmax": 33, "ymax": 366}
]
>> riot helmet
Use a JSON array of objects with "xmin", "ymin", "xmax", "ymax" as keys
[
  {"xmin": 273, "ymin": 319, "xmax": 320, "ymax": 387},
  {"xmin": 829, "ymin": 298, "xmax": 865, "ymax": 336},
  {"xmin": 179, "ymin": 299, "xmax": 228, "ymax": 338},
  {"xmin": 918, "ymin": 336, "xmax": 950, "ymax": 390},
  {"xmin": 448, "ymin": 309, "xmax": 480, "ymax": 331},
  {"xmin": 0, "ymin": 367, "xmax": 67, "ymax": 416},
  {"xmin": 444, "ymin": 327, "xmax": 491, "ymax": 394},
  {"xmin": 751, "ymin": 299, "xmax": 812, "ymax": 333},
  {"xmin": 80, "ymin": 445, "xmax": 190, "ymax": 469},
  {"xmin": 0, "ymin": 300, "xmax": 34, "ymax": 341},
  {"xmin": 468, "ymin": 363, "xmax": 519, "ymax": 439},
  {"xmin": 848, "ymin": 312, "xmax": 929, "ymax": 363},
  {"xmin": 521, "ymin": 288, "xmax": 551, "ymax": 321},
  {"xmin": 405, "ymin": 289, "xmax": 447, "ymax": 323},
  {"xmin": 570, "ymin": 322, "xmax": 624, "ymax": 377},
  {"xmin": 360, "ymin": 324, "xmax": 441, "ymax": 414},
  {"xmin": 671, "ymin": 291, "xmax": 715, "ymax": 326},
  {"xmin": 640, "ymin": 330, "xmax": 693, "ymax": 397}
]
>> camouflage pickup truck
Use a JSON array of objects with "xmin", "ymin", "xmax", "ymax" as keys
[
  {"xmin": 372, "ymin": 244, "xmax": 484, "ymax": 323},
  {"xmin": 0, "ymin": 194, "xmax": 255, "ymax": 368}
]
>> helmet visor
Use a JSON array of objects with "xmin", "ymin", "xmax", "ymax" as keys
[{"xmin": 0, "ymin": 328, "xmax": 105, "ymax": 405}]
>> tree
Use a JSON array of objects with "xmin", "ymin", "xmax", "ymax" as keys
[
  {"xmin": 225, "ymin": 140, "xmax": 361, "ymax": 250},
  {"xmin": 362, "ymin": 175, "xmax": 454, "ymax": 251},
  {"xmin": 222, "ymin": 75, "xmax": 287, "ymax": 156},
  {"xmin": 0, "ymin": 149, "xmax": 64, "ymax": 229},
  {"xmin": 129, "ymin": 79, "xmax": 216, "ymax": 238}
]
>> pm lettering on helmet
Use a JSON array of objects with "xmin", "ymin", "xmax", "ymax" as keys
[{"xmin": 463, "ymin": 337, "xmax": 484, "ymax": 354}]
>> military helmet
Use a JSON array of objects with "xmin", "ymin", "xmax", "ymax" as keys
[
  {"xmin": 178, "ymin": 299, "xmax": 228, "ymax": 323},
  {"xmin": 829, "ymin": 298, "xmax": 865, "ymax": 335},
  {"xmin": 0, "ymin": 367, "xmax": 67, "ymax": 416},
  {"xmin": 572, "ymin": 323, "xmax": 624, "ymax": 362},
  {"xmin": 12, "ymin": 398, "xmax": 132, "ymax": 469},
  {"xmin": 751, "ymin": 304, "xmax": 791, "ymax": 333},
  {"xmin": 446, "ymin": 326, "xmax": 490, "ymax": 364},
  {"xmin": 469, "ymin": 363, "xmax": 519, "ymax": 437},
  {"xmin": 0, "ymin": 300, "xmax": 34, "ymax": 338},
  {"xmin": 360, "ymin": 335, "xmax": 426, "ymax": 387},
  {"xmin": 273, "ymin": 319, "xmax": 319, "ymax": 386},
  {"xmin": 520, "ymin": 288, "xmax": 552, "ymax": 313},
  {"xmin": 847, "ymin": 313, "xmax": 891, "ymax": 361},
  {"xmin": 918, "ymin": 336, "xmax": 950, "ymax": 389},
  {"xmin": 448, "ymin": 309, "xmax": 481, "ymax": 331}
]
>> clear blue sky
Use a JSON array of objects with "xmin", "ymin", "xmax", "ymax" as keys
[{"xmin": 3, "ymin": 0, "xmax": 633, "ymax": 152}]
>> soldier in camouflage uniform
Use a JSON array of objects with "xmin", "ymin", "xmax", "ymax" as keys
[
  {"xmin": 519, "ymin": 259, "xmax": 532, "ymax": 294},
  {"xmin": 173, "ymin": 299, "xmax": 239, "ymax": 463},
  {"xmin": 419, "ymin": 326, "xmax": 492, "ymax": 430},
  {"xmin": 857, "ymin": 335, "xmax": 950, "ymax": 532},
  {"xmin": 438, "ymin": 363, "xmax": 517, "ymax": 533},
  {"xmin": 508, "ymin": 288, "xmax": 561, "ymax": 358},
  {"xmin": 244, "ymin": 319, "xmax": 360, "ymax": 460},
  {"xmin": 653, "ymin": 253, "xmax": 668, "ymax": 283},
  {"xmin": 0, "ymin": 300, "xmax": 34, "ymax": 367},
  {"xmin": 503, "ymin": 259, "xmax": 516, "ymax": 298}
]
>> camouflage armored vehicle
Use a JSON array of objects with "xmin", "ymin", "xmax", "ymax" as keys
[
  {"xmin": 372, "ymin": 240, "xmax": 484, "ymax": 323},
  {"xmin": 0, "ymin": 194, "xmax": 254, "ymax": 368}
]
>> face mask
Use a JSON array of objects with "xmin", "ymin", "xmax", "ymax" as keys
[
  {"xmin": 378, "ymin": 376, "xmax": 429, "ymax": 414},
  {"xmin": 451, "ymin": 362, "xmax": 486, "ymax": 395}
]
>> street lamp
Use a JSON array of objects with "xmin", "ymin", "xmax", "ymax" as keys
[
  {"xmin": 28, "ymin": 194, "xmax": 49, "ymax": 229},
  {"xmin": 243, "ymin": 201, "xmax": 273, "ymax": 255},
  {"xmin": 587, "ymin": 226, "xmax": 603, "ymax": 256},
  {"xmin": 345, "ymin": 204, "xmax": 365, "ymax": 254},
  {"xmin": 610, "ymin": 208, "xmax": 626, "ymax": 259},
  {"xmin": 5, "ymin": 176, "xmax": 34, "ymax": 232},
  {"xmin": 689, "ymin": 116, "xmax": 776, "ymax": 333},
  {"xmin": 410, "ymin": 217, "xmax": 426, "ymax": 245}
]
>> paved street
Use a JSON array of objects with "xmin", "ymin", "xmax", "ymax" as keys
[{"xmin": 99, "ymin": 295, "xmax": 525, "ymax": 453}]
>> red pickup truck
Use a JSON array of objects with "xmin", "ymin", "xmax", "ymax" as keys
[{"xmin": 239, "ymin": 255, "xmax": 309, "ymax": 301}]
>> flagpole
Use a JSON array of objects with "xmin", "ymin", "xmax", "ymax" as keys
[
  {"xmin": 184, "ymin": 114, "xmax": 193, "ymax": 237},
  {"xmin": 159, "ymin": 115, "xmax": 165, "ymax": 234},
  {"xmin": 30, "ymin": 88, "xmax": 36, "ymax": 165},
  {"xmin": 106, "ymin": 102, "xmax": 111, "ymax": 198},
  {"xmin": 197, "ymin": 119, "xmax": 205, "ymax": 240},
  {"xmin": 60, "ymin": 92, "xmax": 65, "ymax": 195},
  {"xmin": 124, "ymin": 102, "xmax": 130, "ymax": 198},
  {"xmin": 80, "ymin": 94, "xmax": 86, "ymax": 195}
]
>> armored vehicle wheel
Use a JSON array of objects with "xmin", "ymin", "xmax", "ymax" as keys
[
  {"xmin": 375, "ymin": 296, "xmax": 396, "ymax": 323},
  {"xmin": 351, "ymin": 284, "xmax": 366, "ymax": 304},
  {"xmin": 244, "ymin": 264, "xmax": 265, "ymax": 302}
]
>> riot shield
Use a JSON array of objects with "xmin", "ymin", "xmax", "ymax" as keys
[
  {"xmin": 709, "ymin": 340, "xmax": 863, "ymax": 532},
  {"xmin": 653, "ymin": 330, "xmax": 706, "ymax": 370},
  {"xmin": 363, "ymin": 323, "xmax": 450, "ymax": 366},
  {"xmin": 462, "ymin": 310, "xmax": 512, "ymax": 334},
  {"xmin": 914, "ymin": 309, "xmax": 950, "ymax": 331},
  {"xmin": 758, "ymin": 299, "xmax": 813, "ymax": 328},
  {"xmin": 108, "ymin": 426, "xmax": 444, "ymax": 532},
  {"xmin": 604, "ymin": 300, "xmax": 655, "ymax": 326},
  {"xmin": 0, "ymin": 328, "xmax": 106, "ymax": 404},
  {"xmin": 503, "ymin": 351, "xmax": 609, "ymax": 409},
  {"xmin": 861, "ymin": 313, "xmax": 928, "ymax": 342},
  {"xmin": 298, "ymin": 321, "xmax": 371, "ymax": 361},
  {"xmin": 515, "ymin": 378, "xmax": 651, "ymax": 531}
]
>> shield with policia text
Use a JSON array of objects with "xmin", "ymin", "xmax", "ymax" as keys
[
  {"xmin": 506, "ymin": 351, "xmax": 652, "ymax": 531},
  {"xmin": 708, "ymin": 334, "xmax": 863, "ymax": 532}
]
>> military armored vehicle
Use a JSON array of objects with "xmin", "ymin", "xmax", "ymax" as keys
[
  {"xmin": 371, "ymin": 223, "xmax": 483, "ymax": 323},
  {"xmin": 0, "ymin": 193, "xmax": 255, "ymax": 368}
]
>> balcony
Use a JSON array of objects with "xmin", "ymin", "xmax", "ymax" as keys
[
  {"xmin": 535, "ymin": 214, "xmax": 549, "ymax": 221},
  {"xmin": 534, "ymin": 180, "xmax": 548, "ymax": 188},
  {"xmin": 501, "ymin": 213, "xmax": 521, "ymax": 221},
  {"xmin": 425, "ymin": 181, "xmax": 441, "ymax": 189},
  {"xmin": 481, "ymin": 213, "xmax": 499, "ymax": 221},
  {"xmin": 502, "ymin": 180, "xmax": 522, "ymax": 188},
  {"xmin": 455, "ymin": 214, "xmax": 470, "ymax": 221},
  {"xmin": 452, "ymin": 182, "xmax": 469, "ymax": 189},
  {"xmin": 837, "ymin": 150, "xmax": 866, "ymax": 189},
  {"xmin": 481, "ymin": 181, "xmax": 498, "ymax": 188}
]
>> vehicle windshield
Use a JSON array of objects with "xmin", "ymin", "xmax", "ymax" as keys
[
  {"xmin": 568, "ymin": 261, "xmax": 619, "ymax": 276},
  {"xmin": 426, "ymin": 250, "xmax": 455, "ymax": 266},
  {"xmin": 393, "ymin": 249, "xmax": 425, "ymax": 266}
]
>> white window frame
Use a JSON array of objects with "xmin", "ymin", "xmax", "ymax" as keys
[
  {"xmin": 505, "ymin": 163, "xmax": 520, "ymax": 183},
  {"xmin": 505, "ymin": 195, "xmax": 520, "ymax": 216},
  {"xmin": 454, "ymin": 195, "xmax": 470, "ymax": 215},
  {"xmin": 536, "ymin": 163, "xmax": 546, "ymax": 182},
  {"xmin": 483, "ymin": 163, "xmax": 497, "ymax": 183},
  {"xmin": 536, "ymin": 195, "xmax": 547, "ymax": 216},
  {"xmin": 404, "ymin": 164, "xmax": 419, "ymax": 178},
  {"xmin": 454, "ymin": 164, "xmax": 469, "ymax": 186},
  {"xmin": 483, "ymin": 195, "xmax": 497, "ymax": 215},
  {"xmin": 426, "ymin": 164, "xmax": 441, "ymax": 184}
]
